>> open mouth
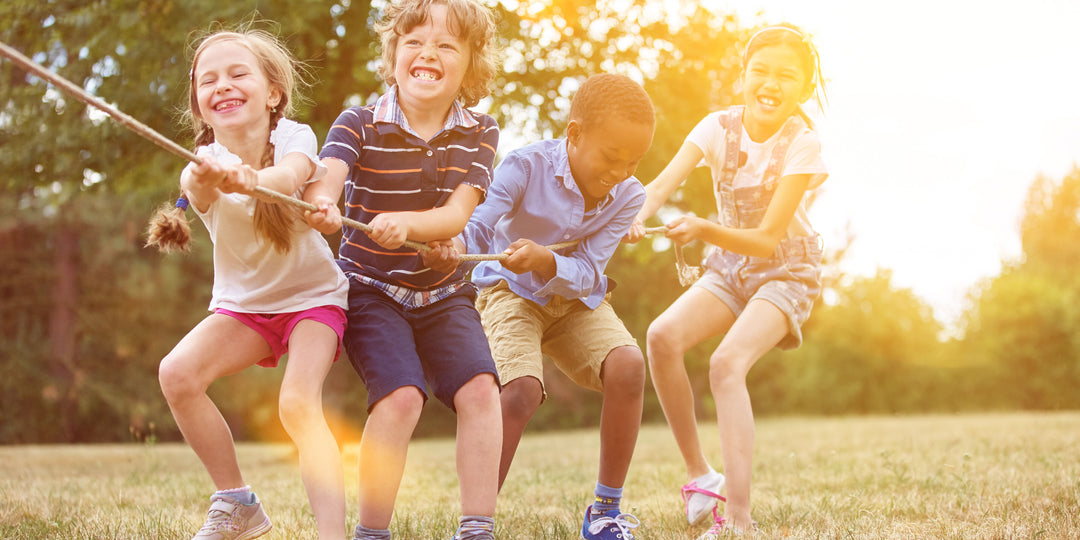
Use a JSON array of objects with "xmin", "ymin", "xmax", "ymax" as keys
[
  {"xmin": 757, "ymin": 95, "xmax": 781, "ymax": 109},
  {"xmin": 411, "ymin": 67, "xmax": 442, "ymax": 81},
  {"xmin": 213, "ymin": 99, "xmax": 244, "ymax": 112}
]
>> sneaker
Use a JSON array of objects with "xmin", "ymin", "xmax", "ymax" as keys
[
  {"xmin": 682, "ymin": 472, "xmax": 726, "ymax": 525},
  {"xmin": 696, "ymin": 516, "xmax": 758, "ymax": 539},
  {"xmin": 450, "ymin": 533, "xmax": 494, "ymax": 540},
  {"xmin": 581, "ymin": 505, "xmax": 639, "ymax": 540},
  {"xmin": 450, "ymin": 528, "xmax": 494, "ymax": 540},
  {"xmin": 192, "ymin": 492, "xmax": 272, "ymax": 540}
]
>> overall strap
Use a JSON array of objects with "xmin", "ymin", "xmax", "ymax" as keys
[
  {"xmin": 762, "ymin": 114, "xmax": 807, "ymax": 185},
  {"xmin": 718, "ymin": 105, "xmax": 744, "ymax": 188}
]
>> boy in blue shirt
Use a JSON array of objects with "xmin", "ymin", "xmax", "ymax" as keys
[{"xmin": 435, "ymin": 73, "xmax": 655, "ymax": 540}]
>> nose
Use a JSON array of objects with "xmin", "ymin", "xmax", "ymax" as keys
[{"xmin": 419, "ymin": 42, "xmax": 436, "ymax": 59}]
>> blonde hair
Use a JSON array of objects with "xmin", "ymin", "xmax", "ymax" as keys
[
  {"xmin": 375, "ymin": 0, "xmax": 498, "ymax": 108},
  {"xmin": 146, "ymin": 27, "xmax": 305, "ymax": 254}
]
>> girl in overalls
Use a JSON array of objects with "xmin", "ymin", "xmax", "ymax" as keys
[{"xmin": 625, "ymin": 24, "xmax": 827, "ymax": 538}]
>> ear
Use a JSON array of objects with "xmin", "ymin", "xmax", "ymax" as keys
[
  {"xmin": 566, "ymin": 119, "xmax": 582, "ymax": 147},
  {"xmin": 800, "ymin": 81, "xmax": 816, "ymax": 104},
  {"xmin": 267, "ymin": 87, "xmax": 282, "ymax": 110}
]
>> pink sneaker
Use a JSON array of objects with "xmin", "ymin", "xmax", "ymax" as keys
[
  {"xmin": 681, "ymin": 473, "xmax": 725, "ymax": 525},
  {"xmin": 696, "ymin": 516, "xmax": 758, "ymax": 539}
]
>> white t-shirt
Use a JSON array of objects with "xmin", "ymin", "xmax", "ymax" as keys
[
  {"xmin": 686, "ymin": 110, "xmax": 828, "ymax": 238},
  {"xmin": 190, "ymin": 118, "xmax": 348, "ymax": 313}
]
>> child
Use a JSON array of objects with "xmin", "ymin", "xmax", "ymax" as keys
[
  {"xmin": 624, "ymin": 24, "xmax": 828, "ymax": 538},
  {"xmin": 436, "ymin": 73, "xmax": 654, "ymax": 540},
  {"xmin": 146, "ymin": 29, "xmax": 349, "ymax": 540},
  {"xmin": 302, "ymin": 1, "xmax": 501, "ymax": 539}
]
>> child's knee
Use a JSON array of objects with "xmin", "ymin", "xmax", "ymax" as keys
[
  {"xmin": 601, "ymin": 346, "xmax": 646, "ymax": 394},
  {"xmin": 157, "ymin": 355, "xmax": 200, "ymax": 402},
  {"xmin": 278, "ymin": 388, "xmax": 322, "ymax": 431},
  {"xmin": 500, "ymin": 377, "xmax": 543, "ymax": 420},
  {"xmin": 453, "ymin": 373, "xmax": 500, "ymax": 412},
  {"xmin": 373, "ymin": 386, "xmax": 425, "ymax": 424},
  {"xmin": 646, "ymin": 318, "xmax": 682, "ymax": 357},
  {"xmin": 707, "ymin": 347, "xmax": 747, "ymax": 390}
]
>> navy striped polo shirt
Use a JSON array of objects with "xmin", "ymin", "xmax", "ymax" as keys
[{"xmin": 320, "ymin": 87, "xmax": 500, "ymax": 291}]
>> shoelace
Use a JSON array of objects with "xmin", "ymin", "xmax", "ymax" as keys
[
  {"xmin": 703, "ymin": 516, "xmax": 727, "ymax": 534},
  {"xmin": 703, "ymin": 516, "xmax": 758, "ymax": 538},
  {"xmin": 587, "ymin": 512, "xmax": 640, "ymax": 539}
]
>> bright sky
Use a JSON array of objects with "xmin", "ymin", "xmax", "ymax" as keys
[{"xmin": 721, "ymin": 0, "xmax": 1080, "ymax": 327}]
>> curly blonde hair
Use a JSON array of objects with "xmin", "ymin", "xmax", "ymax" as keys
[{"xmin": 375, "ymin": 0, "xmax": 499, "ymax": 108}]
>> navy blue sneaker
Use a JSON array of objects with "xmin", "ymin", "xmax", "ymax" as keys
[{"xmin": 580, "ymin": 505, "xmax": 639, "ymax": 539}]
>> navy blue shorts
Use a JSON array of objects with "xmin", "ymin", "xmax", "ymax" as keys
[{"xmin": 343, "ymin": 282, "xmax": 498, "ymax": 412}]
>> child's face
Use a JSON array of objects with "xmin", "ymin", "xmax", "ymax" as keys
[
  {"xmin": 393, "ymin": 4, "xmax": 470, "ymax": 116},
  {"xmin": 566, "ymin": 116, "xmax": 653, "ymax": 201},
  {"xmin": 741, "ymin": 44, "xmax": 811, "ymax": 140},
  {"xmin": 193, "ymin": 40, "xmax": 280, "ymax": 135}
]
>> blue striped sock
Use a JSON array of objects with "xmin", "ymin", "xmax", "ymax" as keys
[{"xmin": 592, "ymin": 482, "xmax": 623, "ymax": 515}]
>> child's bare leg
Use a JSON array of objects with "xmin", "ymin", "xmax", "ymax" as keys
[
  {"xmin": 497, "ymin": 376, "xmax": 543, "ymax": 489},
  {"xmin": 597, "ymin": 346, "xmax": 645, "ymax": 488},
  {"xmin": 158, "ymin": 314, "xmax": 269, "ymax": 490},
  {"xmin": 709, "ymin": 299, "xmax": 788, "ymax": 530},
  {"xmin": 454, "ymin": 373, "xmax": 502, "ymax": 517},
  {"xmin": 646, "ymin": 288, "xmax": 734, "ymax": 479},
  {"xmin": 357, "ymin": 386, "xmax": 424, "ymax": 529},
  {"xmin": 280, "ymin": 320, "xmax": 346, "ymax": 539}
]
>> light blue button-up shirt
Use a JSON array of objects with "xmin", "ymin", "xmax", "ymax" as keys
[{"xmin": 461, "ymin": 138, "xmax": 645, "ymax": 309}]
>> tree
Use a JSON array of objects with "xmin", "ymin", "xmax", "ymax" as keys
[
  {"xmin": 1, "ymin": 0, "xmax": 845, "ymax": 441},
  {"xmin": 960, "ymin": 168, "xmax": 1080, "ymax": 410}
]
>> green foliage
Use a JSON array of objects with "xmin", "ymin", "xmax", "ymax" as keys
[
  {"xmin": 750, "ymin": 270, "xmax": 946, "ymax": 415},
  {"xmin": 3, "ymin": 1, "xmax": 1078, "ymax": 443},
  {"xmin": 958, "ymin": 167, "xmax": 1080, "ymax": 410}
]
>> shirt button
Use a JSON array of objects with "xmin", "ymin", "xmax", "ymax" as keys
[
  {"xmin": 564, "ymin": 234, "xmax": 570, "ymax": 239},
  {"xmin": 426, "ymin": 150, "xmax": 433, "ymax": 157}
]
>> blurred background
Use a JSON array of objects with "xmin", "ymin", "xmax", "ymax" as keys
[{"xmin": 2, "ymin": 0, "xmax": 1079, "ymax": 444}]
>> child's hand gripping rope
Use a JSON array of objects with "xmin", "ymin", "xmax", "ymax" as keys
[
  {"xmin": 0, "ymin": 40, "xmax": 431, "ymax": 249},
  {"xmin": 0, "ymin": 40, "xmax": 676, "ymax": 266}
]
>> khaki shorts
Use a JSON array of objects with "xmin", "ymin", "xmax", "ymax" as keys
[{"xmin": 475, "ymin": 281, "xmax": 639, "ymax": 395}]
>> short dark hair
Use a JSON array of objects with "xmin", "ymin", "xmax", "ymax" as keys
[{"xmin": 569, "ymin": 73, "xmax": 654, "ymax": 132}]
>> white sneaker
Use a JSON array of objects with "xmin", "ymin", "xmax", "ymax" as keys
[
  {"xmin": 192, "ymin": 492, "xmax": 272, "ymax": 540},
  {"xmin": 681, "ymin": 471, "xmax": 725, "ymax": 525}
]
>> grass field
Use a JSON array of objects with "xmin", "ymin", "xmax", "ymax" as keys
[{"xmin": 1, "ymin": 412, "xmax": 1078, "ymax": 539}]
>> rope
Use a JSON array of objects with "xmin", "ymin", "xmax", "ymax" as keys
[
  {"xmin": 457, "ymin": 226, "xmax": 669, "ymax": 262},
  {"xmin": 0, "ymin": 40, "xmax": 671, "ymax": 262}
]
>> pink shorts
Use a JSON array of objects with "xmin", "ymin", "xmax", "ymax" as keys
[{"xmin": 215, "ymin": 305, "xmax": 347, "ymax": 368}]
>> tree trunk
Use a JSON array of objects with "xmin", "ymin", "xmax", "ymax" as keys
[{"xmin": 47, "ymin": 222, "xmax": 80, "ymax": 442}]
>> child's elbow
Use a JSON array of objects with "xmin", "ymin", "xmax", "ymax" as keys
[{"xmin": 751, "ymin": 229, "xmax": 786, "ymax": 257}]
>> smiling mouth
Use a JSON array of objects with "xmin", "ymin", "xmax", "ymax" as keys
[
  {"xmin": 757, "ymin": 95, "xmax": 780, "ymax": 108},
  {"xmin": 411, "ymin": 68, "xmax": 441, "ymax": 81},
  {"xmin": 214, "ymin": 99, "xmax": 244, "ymax": 111}
]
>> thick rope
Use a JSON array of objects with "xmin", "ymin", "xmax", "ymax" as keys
[{"xmin": 1, "ymin": 40, "xmax": 670, "ymax": 263}]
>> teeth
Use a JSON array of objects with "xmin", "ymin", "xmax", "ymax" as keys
[
  {"xmin": 215, "ymin": 100, "xmax": 243, "ymax": 111},
  {"xmin": 758, "ymin": 96, "xmax": 779, "ymax": 107},
  {"xmin": 412, "ymin": 70, "xmax": 439, "ymax": 81}
]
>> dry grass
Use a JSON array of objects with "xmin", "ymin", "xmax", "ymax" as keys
[{"xmin": 1, "ymin": 412, "xmax": 1078, "ymax": 539}]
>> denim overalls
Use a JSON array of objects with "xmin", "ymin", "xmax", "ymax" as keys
[{"xmin": 694, "ymin": 106, "xmax": 824, "ymax": 349}]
